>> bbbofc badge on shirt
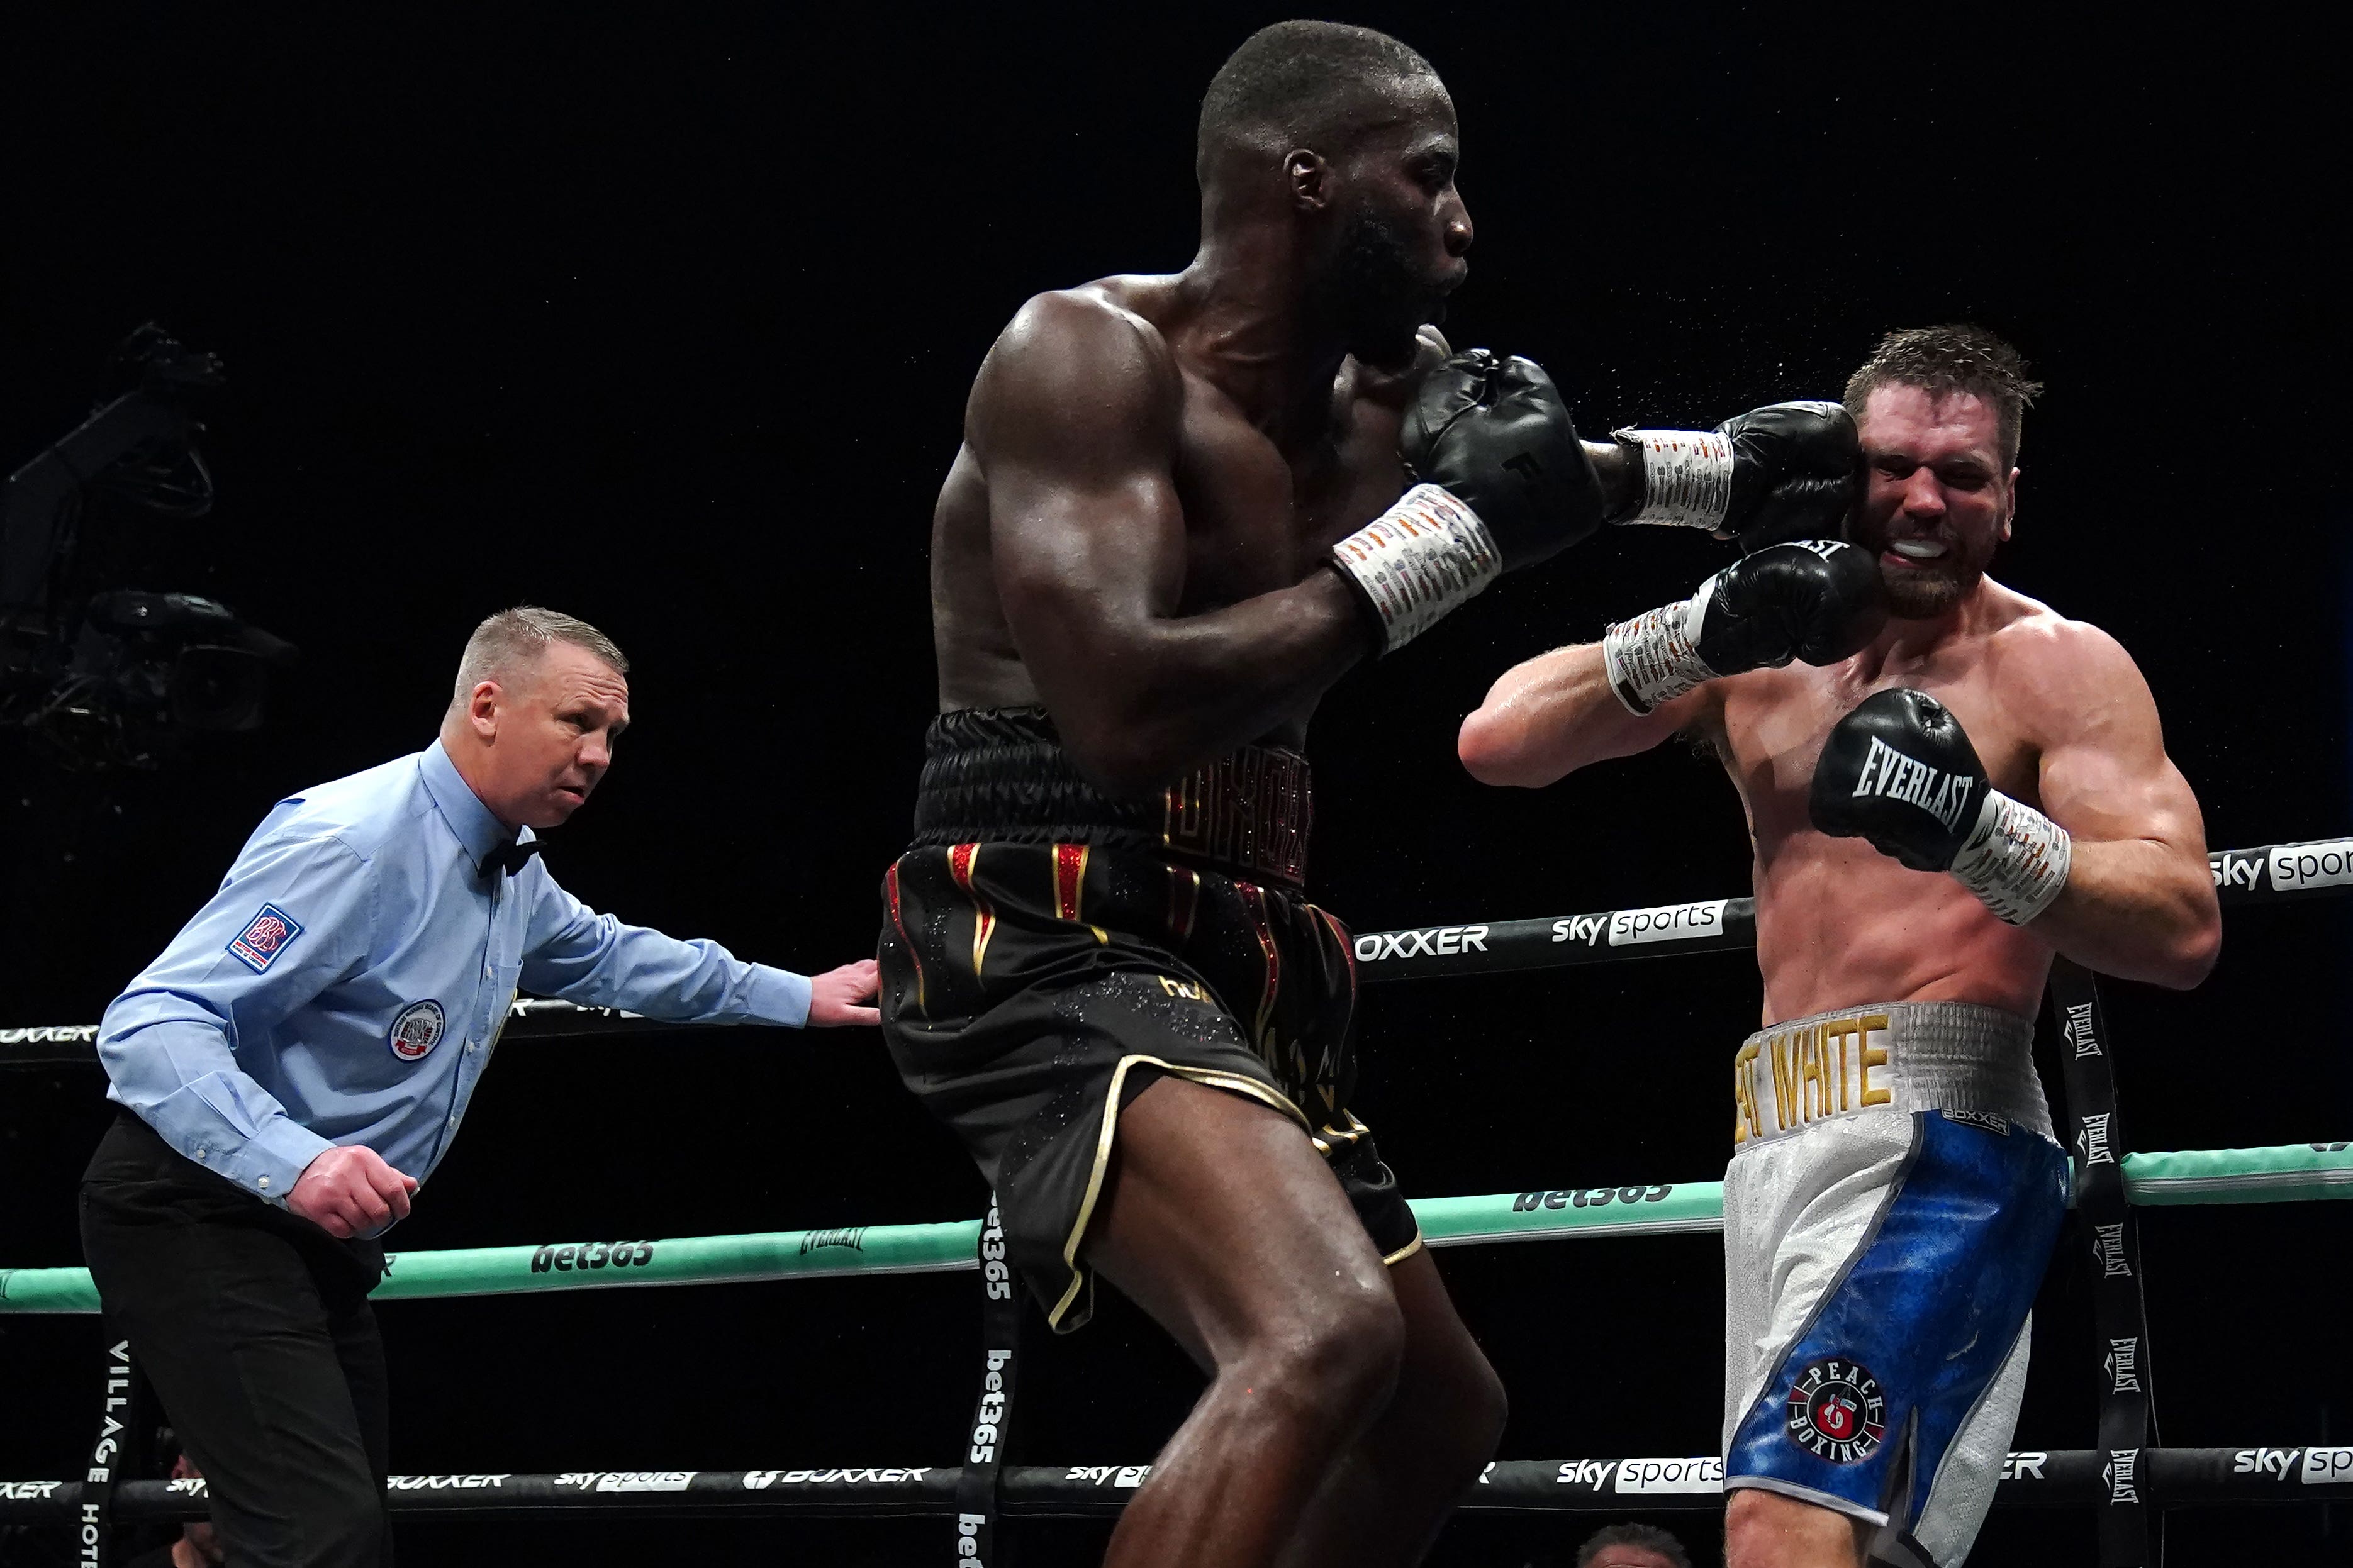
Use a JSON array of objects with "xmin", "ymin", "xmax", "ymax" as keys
[
  {"xmin": 226, "ymin": 903, "xmax": 305, "ymax": 973},
  {"xmin": 388, "ymin": 999, "xmax": 447, "ymax": 1062}
]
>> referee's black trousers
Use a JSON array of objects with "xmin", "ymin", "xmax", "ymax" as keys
[{"xmin": 80, "ymin": 1111, "xmax": 395, "ymax": 1568}]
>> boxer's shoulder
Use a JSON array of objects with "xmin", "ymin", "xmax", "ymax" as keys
[
  {"xmin": 1977, "ymin": 584, "xmax": 2143, "ymax": 702},
  {"xmin": 973, "ymin": 281, "xmax": 1185, "ymax": 457}
]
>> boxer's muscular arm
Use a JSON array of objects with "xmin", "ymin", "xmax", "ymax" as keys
[
  {"xmin": 2020, "ymin": 621, "xmax": 2220, "ymax": 987},
  {"xmin": 1458, "ymin": 642, "xmax": 1714, "ymax": 787},
  {"xmin": 978, "ymin": 293, "xmax": 1368, "ymax": 796}
]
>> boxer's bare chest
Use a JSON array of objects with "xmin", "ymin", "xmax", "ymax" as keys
[
  {"xmin": 1165, "ymin": 365, "xmax": 1407, "ymax": 614},
  {"xmin": 1711, "ymin": 608, "xmax": 2056, "ymax": 1021},
  {"xmin": 1720, "ymin": 632, "xmax": 2042, "ymax": 846}
]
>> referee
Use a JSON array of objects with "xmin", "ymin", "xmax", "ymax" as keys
[{"xmin": 81, "ymin": 606, "xmax": 879, "ymax": 1567}]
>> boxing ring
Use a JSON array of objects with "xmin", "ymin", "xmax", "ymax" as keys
[{"xmin": 4, "ymin": 837, "xmax": 2350, "ymax": 1567}]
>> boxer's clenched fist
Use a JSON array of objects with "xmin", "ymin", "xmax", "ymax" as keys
[
  {"xmin": 1809, "ymin": 687, "xmax": 2074, "ymax": 925},
  {"xmin": 1809, "ymin": 688, "xmax": 1991, "ymax": 871},
  {"xmin": 1692, "ymin": 540, "xmax": 1887, "ymax": 676},
  {"xmin": 1404, "ymin": 349, "xmax": 1607, "ymax": 567},
  {"xmin": 1611, "ymin": 401, "xmax": 1861, "ymax": 551},
  {"xmin": 1330, "ymin": 350, "xmax": 1605, "ymax": 653},
  {"xmin": 1600, "ymin": 540, "xmax": 1885, "ymax": 715},
  {"xmin": 1716, "ymin": 401, "xmax": 1862, "ymax": 550},
  {"xmin": 289, "ymin": 1144, "xmax": 417, "ymax": 1239}
]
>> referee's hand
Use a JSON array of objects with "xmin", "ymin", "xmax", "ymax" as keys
[
  {"xmin": 807, "ymin": 958, "xmax": 881, "ymax": 1028},
  {"xmin": 289, "ymin": 1145, "xmax": 419, "ymax": 1238}
]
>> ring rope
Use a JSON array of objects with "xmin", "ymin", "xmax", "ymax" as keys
[
  {"xmin": 1, "ymin": 836, "xmax": 2340, "ymax": 1069},
  {"xmin": 3, "ymin": 1141, "xmax": 2342, "ymax": 1316},
  {"xmin": 4, "ymin": 1444, "xmax": 2351, "ymax": 1525}
]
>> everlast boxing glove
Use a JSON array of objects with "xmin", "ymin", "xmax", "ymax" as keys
[
  {"xmin": 1809, "ymin": 688, "xmax": 2072, "ymax": 925},
  {"xmin": 1330, "ymin": 350, "xmax": 1606, "ymax": 653},
  {"xmin": 1611, "ymin": 401, "xmax": 1861, "ymax": 552},
  {"xmin": 1599, "ymin": 540, "xmax": 1887, "ymax": 715}
]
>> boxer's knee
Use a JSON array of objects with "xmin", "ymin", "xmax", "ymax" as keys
[
  {"xmin": 1723, "ymin": 1485, "xmax": 1865, "ymax": 1568},
  {"xmin": 1233, "ymin": 1270, "xmax": 1406, "ymax": 1437}
]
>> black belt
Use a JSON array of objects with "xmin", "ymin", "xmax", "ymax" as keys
[{"xmin": 910, "ymin": 707, "xmax": 1312, "ymax": 890}]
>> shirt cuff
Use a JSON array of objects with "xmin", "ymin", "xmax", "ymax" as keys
[
  {"xmin": 215, "ymin": 1116, "xmax": 337, "ymax": 1208},
  {"xmin": 745, "ymin": 965, "xmax": 812, "ymax": 1028}
]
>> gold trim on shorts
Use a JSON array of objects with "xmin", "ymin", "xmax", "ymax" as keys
[
  {"xmin": 1048, "ymin": 1054, "xmax": 1309, "ymax": 1330},
  {"xmin": 1383, "ymin": 1233, "xmax": 1426, "ymax": 1266}
]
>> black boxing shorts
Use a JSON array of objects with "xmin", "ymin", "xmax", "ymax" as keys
[{"xmin": 877, "ymin": 706, "xmax": 1419, "ymax": 1331}]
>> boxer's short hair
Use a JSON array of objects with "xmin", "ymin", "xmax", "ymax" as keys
[
  {"xmin": 1575, "ymin": 1521, "xmax": 1694, "ymax": 1568},
  {"xmin": 452, "ymin": 606, "xmax": 628, "ymax": 706},
  {"xmin": 1197, "ymin": 21, "xmax": 1438, "ymax": 174},
  {"xmin": 1844, "ymin": 324, "xmax": 2042, "ymax": 469}
]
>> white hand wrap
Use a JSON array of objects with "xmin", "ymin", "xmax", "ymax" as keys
[
  {"xmin": 1613, "ymin": 428, "xmax": 1735, "ymax": 530},
  {"xmin": 1950, "ymin": 791, "xmax": 2073, "ymax": 925},
  {"xmin": 1599, "ymin": 575, "xmax": 1722, "ymax": 715},
  {"xmin": 1329, "ymin": 483, "xmax": 1501, "ymax": 653}
]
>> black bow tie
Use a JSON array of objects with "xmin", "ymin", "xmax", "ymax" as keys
[{"xmin": 483, "ymin": 838, "xmax": 543, "ymax": 881}]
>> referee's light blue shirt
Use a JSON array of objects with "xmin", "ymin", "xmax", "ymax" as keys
[{"xmin": 98, "ymin": 741, "xmax": 812, "ymax": 1221}]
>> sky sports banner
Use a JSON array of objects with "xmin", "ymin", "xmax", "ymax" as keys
[
  {"xmin": 1344, "ymin": 835, "xmax": 2353, "ymax": 984},
  {"xmin": 8, "ymin": 1447, "xmax": 2348, "ymax": 1526},
  {"xmin": 3, "ymin": 842, "xmax": 2349, "ymax": 1064},
  {"xmin": 1348, "ymin": 898, "xmax": 1756, "ymax": 982}
]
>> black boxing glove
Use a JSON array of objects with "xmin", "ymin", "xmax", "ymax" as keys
[
  {"xmin": 1599, "ymin": 540, "xmax": 1886, "ymax": 715},
  {"xmin": 1611, "ymin": 401, "xmax": 1861, "ymax": 552},
  {"xmin": 1808, "ymin": 688, "xmax": 2073, "ymax": 925},
  {"xmin": 1331, "ymin": 350, "xmax": 1605, "ymax": 652}
]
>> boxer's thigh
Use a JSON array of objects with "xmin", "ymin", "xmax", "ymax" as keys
[
  {"xmin": 82, "ymin": 1187, "xmax": 386, "ymax": 1568},
  {"xmin": 1083, "ymin": 1074, "xmax": 1394, "ymax": 1373},
  {"xmin": 1721, "ymin": 1115, "xmax": 1918, "ymax": 1452}
]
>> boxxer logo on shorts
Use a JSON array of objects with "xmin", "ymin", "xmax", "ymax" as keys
[
  {"xmin": 1785, "ymin": 1357, "xmax": 1887, "ymax": 1464},
  {"xmin": 388, "ymin": 999, "xmax": 446, "ymax": 1062}
]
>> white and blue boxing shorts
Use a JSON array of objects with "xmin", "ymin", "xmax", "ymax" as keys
[{"xmin": 1723, "ymin": 1001, "xmax": 2070, "ymax": 1568}]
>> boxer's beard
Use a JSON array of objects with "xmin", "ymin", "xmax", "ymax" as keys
[
  {"xmin": 1316, "ymin": 207, "xmax": 1449, "ymax": 371},
  {"xmin": 1850, "ymin": 512, "xmax": 1998, "ymax": 618}
]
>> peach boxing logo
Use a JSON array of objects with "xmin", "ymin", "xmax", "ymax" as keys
[
  {"xmin": 226, "ymin": 904, "xmax": 304, "ymax": 973},
  {"xmin": 388, "ymin": 999, "xmax": 446, "ymax": 1062},
  {"xmin": 1786, "ymin": 1357, "xmax": 1887, "ymax": 1464}
]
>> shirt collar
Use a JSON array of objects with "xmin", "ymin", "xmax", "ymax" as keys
[{"xmin": 420, "ymin": 741, "xmax": 533, "ymax": 872}]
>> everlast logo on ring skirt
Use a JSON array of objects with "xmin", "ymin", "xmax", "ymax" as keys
[
  {"xmin": 531, "ymin": 1240, "xmax": 654, "ymax": 1273},
  {"xmin": 2106, "ymin": 1449, "xmax": 2140, "ymax": 1503},
  {"xmin": 2077, "ymin": 1113, "xmax": 2116, "ymax": 1165},
  {"xmin": 2092, "ymin": 1221, "xmax": 2132, "ymax": 1277},
  {"xmin": 2061, "ymin": 1000, "xmax": 2100, "ymax": 1057},
  {"xmin": 2105, "ymin": 1337, "xmax": 2142, "ymax": 1394}
]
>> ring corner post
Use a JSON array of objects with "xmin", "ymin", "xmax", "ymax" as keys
[{"xmin": 2048, "ymin": 958, "xmax": 2162, "ymax": 1568}]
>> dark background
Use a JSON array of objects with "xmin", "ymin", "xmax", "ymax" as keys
[{"xmin": 3, "ymin": 5, "xmax": 2347, "ymax": 1565}]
